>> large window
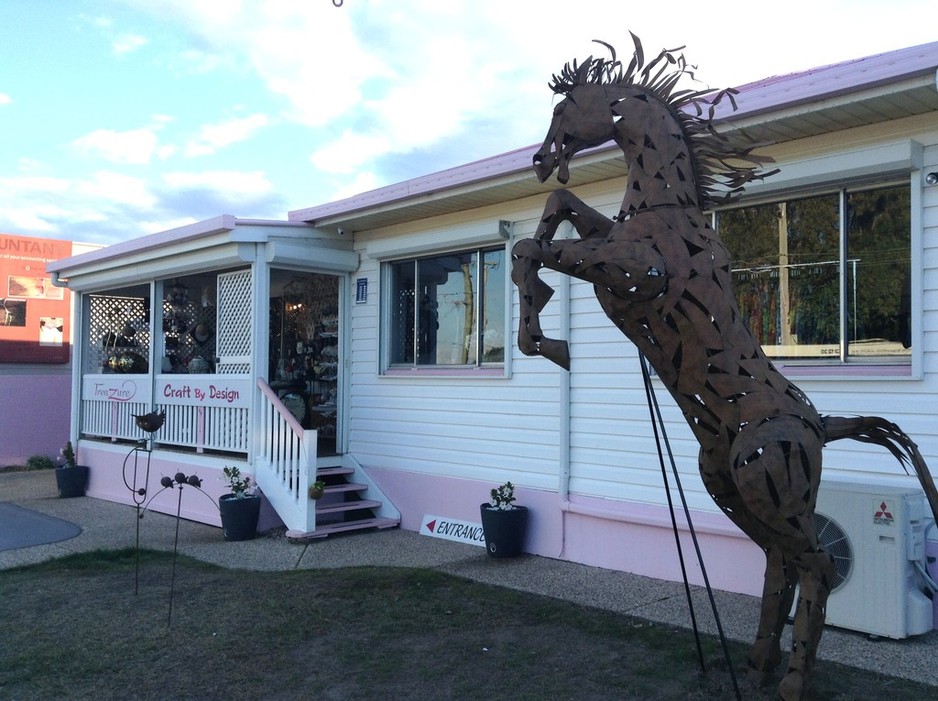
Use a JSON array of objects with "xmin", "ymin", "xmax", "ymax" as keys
[
  {"xmin": 387, "ymin": 246, "xmax": 506, "ymax": 368},
  {"xmin": 717, "ymin": 183, "xmax": 911, "ymax": 363}
]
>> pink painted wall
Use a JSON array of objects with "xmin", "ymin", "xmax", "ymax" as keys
[
  {"xmin": 364, "ymin": 466, "xmax": 768, "ymax": 597},
  {"xmin": 78, "ymin": 440, "xmax": 282, "ymax": 531},
  {"xmin": 0, "ymin": 371, "xmax": 71, "ymax": 467},
  {"xmin": 367, "ymin": 466, "xmax": 938, "ymax": 626}
]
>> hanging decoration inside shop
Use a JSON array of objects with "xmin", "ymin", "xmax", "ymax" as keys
[
  {"xmin": 161, "ymin": 278, "xmax": 216, "ymax": 374},
  {"xmin": 511, "ymin": 33, "xmax": 938, "ymax": 701}
]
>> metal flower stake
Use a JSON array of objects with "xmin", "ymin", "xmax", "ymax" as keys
[
  {"xmin": 123, "ymin": 407, "xmax": 215, "ymax": 627},
  {"xmin": 138, "ymin": 470, "xmax": 215, "ymax": 627},
  {"xmin": 122, "ymin": 409, "xmax": 166, "ymax": 594}
]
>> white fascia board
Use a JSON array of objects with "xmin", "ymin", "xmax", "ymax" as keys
[
  {"xmin": 734, "ymin": 139, "xmax": 924, "ymax": 200},
  {"xmin": 366, "ymin": 220, "xmax": 509, "ymax": 260},
  {"xmin": 60, "ymin": 242, "xmax": 255, "ymax": 291},
  {"xmin": 265, "ymin": 239, "xmax": 360, "ymax": 272},
  {"xmin": 48, "ymin": 214, "xmax": 237, "ymax": 274}
]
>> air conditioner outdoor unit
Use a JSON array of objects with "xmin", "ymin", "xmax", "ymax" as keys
[{"xmin": 811, "ymin": 478, "xmax": 934, "ymax": 639}]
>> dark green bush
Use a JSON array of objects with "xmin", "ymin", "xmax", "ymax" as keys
[{"xmin": 25, "ymin": 455, "xmax": 56, "ymax": 471}]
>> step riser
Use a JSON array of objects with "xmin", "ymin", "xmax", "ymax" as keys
[
  {"xmin": 286, "ymin": 517, "xmax": 399, "ymax": 541},
  {"xmin": 299, "ymin": 468, "xmax": 399, "ymax": 538}
]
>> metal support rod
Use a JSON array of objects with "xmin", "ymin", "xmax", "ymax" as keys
[
  {"xmin": 167, "ymin": 485, "xmax": 184, "ymax": 627},
  {"xmin": 639, "ymin": 353, "xmax": 741, "ymax": 701},
  {"xmin": 122, "ymin": 439, "xmax": 152, "ymax": 595}
]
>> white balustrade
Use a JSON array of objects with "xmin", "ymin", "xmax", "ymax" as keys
[{"xmin": 254, "ymin": 378, "xmax": 318, "ymax": 533}]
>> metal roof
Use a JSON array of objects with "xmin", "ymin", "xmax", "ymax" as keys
[{"xmin": 289, "ymin": 40, "xmax": 938, "ymax": 233}]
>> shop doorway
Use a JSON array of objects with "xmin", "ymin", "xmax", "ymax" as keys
[{"xmin": 269, "ymin": 270, "xmax": 341, "ymax": 456}]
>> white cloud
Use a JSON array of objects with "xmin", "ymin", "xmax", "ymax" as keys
[
  {"xmin": 2, "ymin": 174, "xmax": 71, "ymax": 194},
  {"xmin": 328, "ymin": 172, "xmax": 383, "ymax": 202},
  {"xmin": 136, "ymin": 215, "xmax": 201, "ymax": 233},
  {"xmin": 72, "ymin": 128, "xmax": 161, "ymax": 165},
  {"xmin": 2, "ymin": 209, "xmax": 59, "ymax": 233},
  {"xmin": 310, "ymin": 132, "xmax": 390, "ymax": 175},
  {"xmin": 0, "ymin": 172, "xmax": 149, "ymax": 238},
  {"xmin": 113, "ymin": 33, "xmax": 148, "ymax": 55},
  {"xmin": 77, "ymin": 171, "xmax": 157, "ymax": 209},
  {"xmin": 162, "ymin": 169, "xmax": 274, "ymax": 198},
  {"xmin": 0, "ymin": 93, "xmax": 11, "ymax": 106},
  {"xmin": 185, "ymin": 113, "xmax": 270, "ymax": 157}
]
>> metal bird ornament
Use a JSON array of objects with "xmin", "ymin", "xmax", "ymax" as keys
[{"xmin": 133, "ymin": 409, "xmax": 166, "ymax": 433}]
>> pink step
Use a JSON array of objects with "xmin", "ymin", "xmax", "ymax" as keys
[
  {"xmin": 322, "ymin": 482, "xmax": 368, "ymax": 494},
  {"xmin": 286, "ymin": 516, "xmax": 399, "ymax": 540},
  {"xmin": 315, "ymin": 499, "xmax": 382, "ymax": 515},
  {"xmin": 316, "ymin": 466, "xmax": 354, "ymax": 478}
]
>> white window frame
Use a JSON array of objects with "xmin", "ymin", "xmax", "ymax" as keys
[
  {"xmin": 369, "ymin": 221, "xmax": 512, "ymax": 378},
  {"xmin": 712, "ymin": 139, "xmax": 925, "ymax": 380}
]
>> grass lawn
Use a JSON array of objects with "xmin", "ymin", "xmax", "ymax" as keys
[{"xmin": 1, "ymin": 549, "xmax": 935, "ymax": 700}]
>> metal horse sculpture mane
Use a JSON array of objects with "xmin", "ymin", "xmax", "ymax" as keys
[{"xmin": 512, "ymin": 34, "xmax": 938, "ymax": 700}]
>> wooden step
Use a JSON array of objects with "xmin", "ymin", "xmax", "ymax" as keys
[
  {"xmin": 321, "ymin": 482, "xmax": 368, "ymax": 495},
  {"xmin": 316, "ymin": 466, "xmax": 354, "ymax": 478},
  {"xmin": 315, "ymin": 498, "xmax": 382, "ymax": 515},
  {"xmin": 286, "ymin": 516, "xmax": 399, "ymax": 541}
]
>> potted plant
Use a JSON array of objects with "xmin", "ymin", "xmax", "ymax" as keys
[
  {"xmin": 218, "ymin": 465, "xmax": 261, "ymax": 541},
  {"xmin": 55, "ymin": 441, "xmax": 89, "ymax": 498},
  {"xmin": 480, "ymin": 481, "xmax": 528, "ymax": 558},
  {"xmin": 308, "ymin": 479, "xmax": 326, "ymax": 500}
]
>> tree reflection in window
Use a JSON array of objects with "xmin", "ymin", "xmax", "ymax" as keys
[
  {"xmin": 718, "ymin": 183, "xmax": 910, "ymax": 362},
  {"xmin": 388, "ymin": 247, "xmax": 505, "ymax": 367}
]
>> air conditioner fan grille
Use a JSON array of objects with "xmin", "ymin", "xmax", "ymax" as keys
[{"xmin": 816, "ymin": 512, "xmax": 852, "ymax": 592}]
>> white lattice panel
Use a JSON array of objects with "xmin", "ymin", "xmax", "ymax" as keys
[
  {"xmin": 216, "ymin": 269, "xmax": 253, "ymax": 374},
  {"xmin": 86, "ymin": 295, "xmax": 151, "ymax": 373}
]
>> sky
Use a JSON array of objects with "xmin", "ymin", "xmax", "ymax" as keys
[{"xmin": 1, "ymin": 0, "xmax": 936, "ymax": 246}]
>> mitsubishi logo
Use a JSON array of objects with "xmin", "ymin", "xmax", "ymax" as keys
[{"xmin": 873, "ymin": 500, "xmax": 895, "ymax": 526}]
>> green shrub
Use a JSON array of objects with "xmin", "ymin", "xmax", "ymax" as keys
[{"xmin": 25, "ymin": 455, "xmax": 56, "ymax": 471}]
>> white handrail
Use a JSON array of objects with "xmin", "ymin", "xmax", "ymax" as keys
[{"xmin": 254, "ymin": 378, "xmax": 318, "ymax": 533}]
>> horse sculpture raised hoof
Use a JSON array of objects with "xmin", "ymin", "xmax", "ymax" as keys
[{"xmin": 512, "ymin": 33, "xmax": 938, "ymax": 701}]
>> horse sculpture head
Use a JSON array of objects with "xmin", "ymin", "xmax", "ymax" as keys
[
  {"xmin": 534, "ymin": 34, "xmax": 775, "ymax": 208},
  {"xmin": 533, "ymin": 79, "xmax": 620, "ymax": 184}
]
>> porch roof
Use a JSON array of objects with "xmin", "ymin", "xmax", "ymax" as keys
[
  {"xmin": 288, "ymin": 40, "xmax": 938, "ymax": 234},
  {"xmin": 46, "ymin": 216, "xmax": 342, "ymax": 287}
]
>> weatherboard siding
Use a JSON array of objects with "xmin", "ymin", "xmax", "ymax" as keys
[{"xmin": 344, "ymin": 123, "xmax": 938, "ymax": 522}]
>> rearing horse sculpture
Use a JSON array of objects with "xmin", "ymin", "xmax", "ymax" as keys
[{"xmin": 512, "ymin": 35, "xmax": 938, "ymax": 701}]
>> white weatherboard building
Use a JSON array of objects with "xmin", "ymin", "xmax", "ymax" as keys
[{"xmin": 50, "ymin": 41, "xmax": 938, "ymax": 633}]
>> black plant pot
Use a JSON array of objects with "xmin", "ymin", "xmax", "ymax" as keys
[
  {"xmin": 55, "ymin": 466, "xmax": 89, "ymax": 498},
  {"xmin": 480, "ymin": 504, "xmax": 528, "ymax": 558},
  {"xmin": 219, "ymin": 494, "xmax": 261, "ymax": 541}
]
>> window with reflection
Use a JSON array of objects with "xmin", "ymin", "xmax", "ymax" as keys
[
  {"xmin": 387, "ymin": 246, "xmax": 506, "ymax": 368},
  {"xmin": 717, "ymin": 183, "xmax": 911, "ymax": 363}
]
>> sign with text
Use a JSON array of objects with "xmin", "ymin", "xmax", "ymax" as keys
[
  {"xmin": 420, "ymin": 514, "xmax": 485, "ymax": 547},
  {"xmin": 157, "ymin": 377, "xmax": 251, "ymax": 408},
  {"xmin": 82, "ymin": 375, "xmax": 251, "ymax": 409},
  {"xmin": 355, "ymin": 277, "xmax": 368, "ymax": 304},
  {"xmin": 0, "ymin": 234, "xmax": 72, "ymax": 363},
  {"xmin": 83, "ymin": 376, "xmax": 143, "ymax": 403}
]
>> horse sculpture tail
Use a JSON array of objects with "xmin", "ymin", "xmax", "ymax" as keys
[{"xmin": 823, "ymin": 415, "xmax": 938, "ymax": 525}]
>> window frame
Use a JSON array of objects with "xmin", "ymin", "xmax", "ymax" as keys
[
  {"xmin": 378, "ymin": 241, "xmax": 511, "ymax": 378},
  {"xmin": 712, "ymin": 169, "xmax": 923, "ymax": 379}
]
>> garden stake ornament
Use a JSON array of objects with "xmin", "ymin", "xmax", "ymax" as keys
[
  {"xmin": 123, "ymin": 408, "xmax": 165, "ymax": 594},
  {"xmin": 512, "ymin": 33, "xmax": 938, "ymax": 701},
  {"xmin": 138, "ymin": 471, "xmax": 216, "ymax": 627}
]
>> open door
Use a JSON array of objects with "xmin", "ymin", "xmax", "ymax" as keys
[{"xmin": 269, "ymin": 270, "xmax": 340, "ymax": 456}]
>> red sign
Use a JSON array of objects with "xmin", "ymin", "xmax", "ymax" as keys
[{"xmin": 0, "ymin": 234, "xmax": 72, "ymax": 363}]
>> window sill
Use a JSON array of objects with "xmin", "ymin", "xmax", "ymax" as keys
[
  {"xmin": 775, "ymin": 363, "xmax": 912, "ymax": 380},
  {"xmin": 382, "ymin": 366, "xmax": 507, "ymax": 379}
]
